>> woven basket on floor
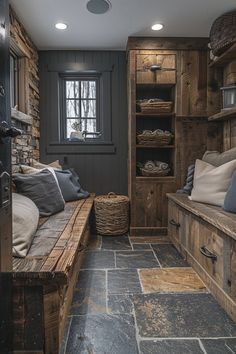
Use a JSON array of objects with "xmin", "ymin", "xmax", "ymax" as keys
[{"xmin": 94, "ymin": 193, "xmax": 130, "ymax": 235}]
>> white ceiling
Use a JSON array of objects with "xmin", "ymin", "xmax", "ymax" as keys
[{"xmin": 10, "ymin": 0, "xmax": 236, "ymax": 50}]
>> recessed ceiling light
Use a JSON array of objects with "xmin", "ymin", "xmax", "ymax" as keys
[
  {"xmin": 151, "ymin": 23, "xmax": 164, "ymax": 31},
  {"xmin": 87, "ymin": 0, "xmax": 111, "ymax": 14},
  {"xmin": 55, "ymin": 22, "xmax": 68, "ymax": 30}
]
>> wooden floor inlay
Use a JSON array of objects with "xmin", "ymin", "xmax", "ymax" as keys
[{"xmin": 139, "ymin": 268, "xmax": 206, "ymax": 293}]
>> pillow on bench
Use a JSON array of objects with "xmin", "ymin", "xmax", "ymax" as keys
[
  {"xmin": 190, "ymin": 159, "xmax": 236, "ymax": 206},
  {"xmin": 13, "ymin": 169, "xmax": 65, "ymax": 216},
  {"xmin": 13, "ymin": 193, "xmax": 39, "ymax": 257},
  {"xmin": 202, "ymin": 147, "xmax": 236, "ymax": 167},
  {"xmin": 55, "ymin": 169, "xmax": 90, "ymax": 201}
]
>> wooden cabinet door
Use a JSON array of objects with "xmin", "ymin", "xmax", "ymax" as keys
[
  {"xmin": 168, "ymin": 201, "xmax": 189, "ymax": 246},
  {"xmin": 136, "ymin": 54, "xmax": 176, "ymax": 84},
  {"xmin": 135, "ymin": 181, "xmax": 176, "ymax": 228}
]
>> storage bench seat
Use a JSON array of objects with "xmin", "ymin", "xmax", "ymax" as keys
[
  {"xmin": 12, "ymin": 194, "xmax": 95, "ymax": 354},
  {"xmin": 167, "ymin": 193, "xmax": 236, "ymax": 322}
]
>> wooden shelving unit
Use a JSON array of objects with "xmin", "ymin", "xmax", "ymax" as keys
[
  {"xmin": 136, "ymin": 145, "xmax": 175, "ymax": 149},
  {"xmin": 136, "ymin": 112, "xmax": 175, "ymax": 118},
  {"xmin": 208, "ymin": 108, "xmax": 236, "ymax": 122}
]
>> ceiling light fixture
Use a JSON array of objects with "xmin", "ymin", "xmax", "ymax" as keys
[
  {"xmin": 151, "ymin": 23, "xmax": 164, "ymax": 31},
  {"xmin": 55, "ymin": 22, "xmax": 68, "ymax": 30},
  {"xmin": 86, "ymin": 0, "xmax": 111, "ymax": 15}
]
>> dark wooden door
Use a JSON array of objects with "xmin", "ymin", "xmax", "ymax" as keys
[{"xmin": 0, "ymin": 1, "xmax": 13, "ymax": 352}]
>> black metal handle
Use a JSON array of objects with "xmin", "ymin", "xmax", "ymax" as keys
[
  {"xmin": 169, "ymin": 219, "xmax": 180, "ymax": 228},
  {"xmin": 149, "ymin": 64, "xmax": 162, "ymax": 72},
  {"xmin": 200, "ymin": 246, "xmax": 217, "ymax": 263},
  {"xmin": 0, "ymin": 122, "xmax": 22, "ymax": 139},
  {"xmin": 0, "ymin": 84, "xmax": 5, "ymax": 97}
]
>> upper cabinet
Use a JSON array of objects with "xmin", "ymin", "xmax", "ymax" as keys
[{"xmin": 136, "ymin": 53, "xmax": 176, "ymax": 85}]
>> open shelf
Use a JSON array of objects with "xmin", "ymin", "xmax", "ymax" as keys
[
  {"xmin": 136, "ymin": 145, "xmax": 175, "ymax": 149},
  {"xmin": 208, "ymin": 107, "xmax": 236, "ymax": 122},
  {"xmin": 136, "ymin": 176, "xmax": 175, "ymax": 182},
  {"xmin": 136, "ymin": 112, "xmax": 175, "ymax": 118},
  {"xmin": 209, "ymin": 43, "xmax": 236, "ymax": 68}
]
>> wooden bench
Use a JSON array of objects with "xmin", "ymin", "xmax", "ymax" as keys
[
  {"xmin": 167, "ymin": 193, "xmax": 236, "ymax": 322},
  {"xmin": 12, "ymin": 194, "xmax": 95, "ymax": 354}
]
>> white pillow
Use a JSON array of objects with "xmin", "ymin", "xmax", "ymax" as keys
[
  {"xmin": 12, "ymin": 193, "xmax": 39, "ymax": 257},
  {"xmin": 189, "ymin": 159, "xmax": 236, "ymax": 206}
]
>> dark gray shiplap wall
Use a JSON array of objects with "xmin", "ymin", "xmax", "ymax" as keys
[{"xmin": 39, "ymin": 51, "xmax": 128, "ymax": 195}]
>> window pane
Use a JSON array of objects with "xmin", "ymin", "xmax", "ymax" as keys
[
  {"xmin": 66, "ymin": 81, "xmax": 80, "ymax": 99},
  {"xmin": 81, "ymin": 99, "xmax": 96, "ymax": 117},
  {"xmin": 81, "ymin": 81, "xmax": 96, "ymax": 99},
  {"xmin": 66, "ymin": 119, "xmax": 82, "ymax": 138},
  {"xmin": 66, "ymin": 99, "xmax": 80, "ymax": 117},
  {"xmin": 81, "ymin": 119, "xmax": 97, "ymax": 133}
]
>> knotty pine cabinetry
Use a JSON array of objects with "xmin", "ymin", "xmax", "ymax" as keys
[{"xmin": 127, "ymin": 37, "xmax": 222, "ymax": 237}]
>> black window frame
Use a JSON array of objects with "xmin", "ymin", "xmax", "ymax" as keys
[{"xmin": 60, "ymin": 73, "xmax": 103, "ymax": 143}]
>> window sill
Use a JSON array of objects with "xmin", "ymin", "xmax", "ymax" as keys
[
  {"xmin": 11, "ymin": 108, "xmax": 33, "ymax": 125},
  {"xmin": 47, "ymin": 141, "xmax": 116, "ymax": 154}
]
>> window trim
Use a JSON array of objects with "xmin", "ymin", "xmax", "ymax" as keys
[{"xmin": 59, "ymin": 73, "xmax": 103, "ymax": 143}]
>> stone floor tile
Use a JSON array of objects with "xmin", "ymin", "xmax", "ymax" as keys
[
  {"xmin": 139, "ymin": 339, "xmax": 204, "ymax": 354},
  {"xmin": 132, "ymin": 243, "xmax": 152, "ymax": 250},
  {"xmin": 101, "ymin": 235, "xmax": 132, "ymax": 250},
  {"xmin": 66, "ymin": 314, "xmax": 139, "ymax": 354},
  {"xmin": 107, "ymin": 294, "xmax": 134, "ymax": 314},
  {"xmin": 201, "ymin": 338, "xmax": 236, "ymax": 354},
  {"xmin": 81, "ymin": 251, "xmax": 115, "ymax": 269},
  {"xmin": 139, "ymin": 268, "xmax": 206, "ymax": 293},
  {"xmin": 130, "ymin": 236, "xmax": 171, "ymax": 244},
  {"xmin": 116, "ymin": 250, "xmax": 159, "ymax": 269},
  {"xmin": 70, "ymin": 270, "xmax": 106, "ymax": 315},
  {"xmin": 108, "ymin": 269, "xmax": 142, "ymax": 294},
  {"xmin": 152, "ymin": 244, "xmax": 189, "ymax": 267},
  {"xmin": 133, "ymin": 293, "xmax": 236, "ymax": 338}
]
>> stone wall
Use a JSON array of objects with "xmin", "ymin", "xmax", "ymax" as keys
[{"xmin": 10, "ymin": 7, "xmax": 40, "ymax": 172}]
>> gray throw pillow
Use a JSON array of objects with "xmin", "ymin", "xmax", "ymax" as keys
[
  {"xmin": 55, "ymin": 169, "xmax": 90, "ymax": 201},
  {"xmin": 223, "ymin": 170, "xmax": 236, "ymax": 213},
  {"xmin": 13, "ymin": 169, "xmax": 65, "ymax": 216},
  {"xmin": 202, "ymin": 148, "xmax": 236, "ymax": 167}
]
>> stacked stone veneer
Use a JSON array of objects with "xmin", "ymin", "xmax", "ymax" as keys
[{"xmin": 10, "ymin": 7, "xmax": 40, "ymax": 172}]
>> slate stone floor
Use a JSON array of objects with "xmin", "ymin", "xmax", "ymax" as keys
[{"xmin": 61, "ymin": 234, "xmax": 236, "ymax": 354}]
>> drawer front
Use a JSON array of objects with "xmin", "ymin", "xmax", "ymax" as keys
[
  {"xmin": 168, "ymin": 201, "xmax": 180, "ymax": 243},
  {"xmin": 136, "ymin": 54, "xmax": 176, "ymax": 84},
  {"xmin": 187, "ymin": 217, "xmax": 231, "ymax": 290},
  {"xmin": 168, "ymin": 201, "xmax": 189, "ymax": 246}
]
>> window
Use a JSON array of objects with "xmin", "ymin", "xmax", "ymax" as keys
[
  {"xmin": 61, "ymin": 75, "xmax": 101, "ymax": 141},
  {"xmin": 10, "ymin": 52, "xmax": 19, "ymax": 109}
]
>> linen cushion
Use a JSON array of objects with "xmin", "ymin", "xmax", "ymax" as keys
[
  {"xmin": 223, "ymin": 171, "xmax": 236, "ymax": 213},
  {"xmin": 31, "ymin": 159, "xmax": 62, "ymax": 170},
  {"xmin": 202, "ymin": 147, "xmax": 236, "ymax": 167},
  {"xmin": 12, "ymin": 193, "xmax": 39, "ymax": 257},
  {"xmin": 55, "ymin": 169, "xmax": 90, "ymax": 201},
  {"xmin": 13, "ymin": 169, "xmax": 65, "ymax": 216},
  {"xmin": 190, "ymin": 159, "xmax": 236, "ymax": 206}
]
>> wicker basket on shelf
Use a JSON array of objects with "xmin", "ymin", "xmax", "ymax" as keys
[
  {"xmin": 140, "ymin": 168, "xmax": 170, "ymax": 177},
  {"xmin": 210, "ymin": 10, "xmax": 236, "ymax": 56},
  {"xmin": 94, "ymin": 193, "xmax": 129, "ymax": 235},
  {"xmin": 137, "ymin": 130, "xmax": 173, "ymax": 146},
  {"xmin": 138, "ymin": 100, "xmax": 173, "ymax": 114}
]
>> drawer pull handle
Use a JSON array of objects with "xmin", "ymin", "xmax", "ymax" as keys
[
  {"xmin": 200, "ymin": 246, "xmax": 217, "ymax": 263},
  {"xmin": 150, "ymin": 64, "xmax": 162, "ymax": 72},
  {"xmin": 169, "ymin": 219, "xmax": 180, "ymax": 228}
]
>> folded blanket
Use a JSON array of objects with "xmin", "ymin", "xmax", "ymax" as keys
[{"xmin": 144, "ymin": 160, "xmax": 156, "ymax": 171}]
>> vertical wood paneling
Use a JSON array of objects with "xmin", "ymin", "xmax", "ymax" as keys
[{"xmin": 39, "ymin": 51, "xmax": 128, "ymax": 195}]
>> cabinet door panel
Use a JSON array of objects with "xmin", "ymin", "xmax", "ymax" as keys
[{"xmin": 136, "ymin": 54, "xmax": 176, "ymax": 84}]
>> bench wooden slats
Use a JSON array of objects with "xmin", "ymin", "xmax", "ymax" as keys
[
  {"xmin": 167, "ymin": 193, "xmax": 236, "ymax": 241},
  {"xmin": 13, "ymin": 195, "xmax": 94, "ymax": 282}
]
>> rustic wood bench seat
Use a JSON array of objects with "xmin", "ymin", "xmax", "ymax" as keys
[
  {"xmin": 12, "ymin": 194, "xmax": 95, "ymax": 354},
  {"xmin": 167, "ymin": 193, "xmax": 236, "ymax": 322}
]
